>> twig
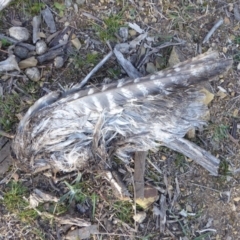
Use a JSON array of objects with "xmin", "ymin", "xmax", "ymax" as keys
[
  {"xmin": 82, "ymin": 11, "xmax": 103, "ymax": 23},
  {"xmin": 234, "ymin": 4, "xmax": 240, "ymax": 21},
  {"xmin": 74, "ymin": 51, "xmax": 113, "ymax": 89},
  {"xmin": 190, "ymin": 182, "xmax": 221, "ymax": 193},
  {"xmin": 197, "ymin": 228, "xmax": 217, "ymax": 233},
  {"xmin": 146, "ymin": 157, "xmax": 162, "ymax": 174},
  {"xmin": 202, "ymin": 18, "xmax": 223, "ymax": 44},
  {"xmin": 0, "ymin": 130, "xmax": 14, "ymax": 139},
  {"xmin": 0, "ymin": 34, "xmax": 35, "ymax": 50}
]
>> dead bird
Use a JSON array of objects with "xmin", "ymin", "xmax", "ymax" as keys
[{"xmin": 11, "ymin": 51, "xmax": 232, "ymax": 175}]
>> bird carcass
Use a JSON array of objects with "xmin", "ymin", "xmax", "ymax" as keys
[{"xmin": 12, "ymin": 51, "xmax": 232, "ymax": 176}]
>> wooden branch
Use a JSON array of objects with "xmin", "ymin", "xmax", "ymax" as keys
[
  {"xmin": 165, "ymin": 138, "xmax": 220, "ymax": 176},
  {"xmin": 134, "ymin": 151, "xmax": 147, "ymax": 199}
]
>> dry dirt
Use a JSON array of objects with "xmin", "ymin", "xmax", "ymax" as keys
[{"xmin": 0, "ymin": 0, "xmax": 240, "ymax": 240}]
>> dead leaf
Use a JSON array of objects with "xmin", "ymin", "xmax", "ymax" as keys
[
  {"xmin": 19, "ymin": 57, "xmax": 38, "ymax": 69},
  {"xmin": 233, "ymin": 109, "xmax": 238, "ymax": 117},
  {"xmin": 200, "ymin": 88, "xmax": 214, "ymax": 105},
  {"xmin": 71, "ymin": 34, "xmax": 81, "ymax": 50},
  {"xmin": 133, "ymin": 212, "xmax": 146, "ymax": 223},
  {"xmin": 66, "ymin": 225, "xmax": 99, "ymax": 240},
  {"xmin": 136, "ymin": 185, "xmax": 159, "ymax": 209}
]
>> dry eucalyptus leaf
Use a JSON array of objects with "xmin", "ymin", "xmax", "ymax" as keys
[
  {"xmin": 136, "ymin": 185, "xmax": 159, "ymax": 209},
  {"xmin": 133, "ymin": 212, "xmax": 146, "ymax": 223},
  {"xmin": 71, "ymin": 36, "xmax": 81, "ymax": 50},
  {"xmin": 19, "ymin": 57, "xmax": 38, "ymax": 69},
  {"xmin": 66, "ymin": 225, "xmax": 99, "ymax": 240},
  {"xmin": 200, "ymin": 88, "xmax": 214, "ymax": 105}
]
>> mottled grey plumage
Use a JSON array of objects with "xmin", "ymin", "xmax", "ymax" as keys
[{"xmin": 12, "ymin": 51, "xmax": 232, "ymax": 175}]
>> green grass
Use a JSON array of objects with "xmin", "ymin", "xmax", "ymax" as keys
[
  {"xmin": 9, "ymin": 0, "xmax": 45, "ymax": 15},
  {"xmin": 213, "ymin": 124, "xmax": 229, "ymax": 142},
  {"xmin": 94, "ymin": 13, "xmax": 126, "ymax": 42},
  {"xmin": 112, "ymin": 201, "xmax": 133, "ymax": 223},
  {"xmin": 219, "ymin": 160, "xmax": 231, "ymax": 177},
  {"xmin": 175, "ymin": 153, "xmax": 186, "ymax": 168},
  {"xmin": 59, "ymin": 173, "xmax": 99, "ymax": 218},
  {"xmin": 53, "ymin": 1, "xmax": 65, "ymax": 17},
  {"xmin": 2, "ymin": 181, "xmax": 38, "ymax": 222},
  {"xmin": 0, "ymin": 94, "xmax": 21, "ymax": 132},
  {"xmin": 73, "ymin": 52, "xmax": 100, "ymax": 69},
  {"xmin": 0, "ymin": 38, "xmax": 11, "ymax": 48},
  {"xmin": 107, "ymin": 67, "xmax": 121, "ymax": 78}
]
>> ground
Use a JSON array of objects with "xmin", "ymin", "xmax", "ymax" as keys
[{"xmin": 0, "ymin": 0, "xmax": 240, "ymax": 239}]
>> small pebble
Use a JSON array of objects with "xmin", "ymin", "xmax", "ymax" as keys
[
  {"xmin": 36, "ymin": 40, "xmax": 47, "ymax": 55},
  {"xmin": 25, "ymin": 67, "xmax": 41, "ymax": 81},
  {"xmin": 9, "ymin": 27, "xmax": 30, "ymax": 41},
  {"xmin": 119, "ymin": 27, "xmax": 128, "ymax": 41},
  {"xmin": 54, "ymin": 56, "xmax": 64, "ymax": 68},
  {"xmin": 14, "ymin": 46, "xmax": 29, "ymax": 59}
]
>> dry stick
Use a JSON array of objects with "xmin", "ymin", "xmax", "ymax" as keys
[
  {"xmin": 234, "ymin": 4, "xmax": 240, "ymax": 21},
  {"xmin": 73, "ymin": 51, "xmax": 113, "ymax": 89},
  {"xmin": 202, "ymin": 18, "xmax": 223, "ymax": 44},
  {"xmin": 147, "ymin": 157, "xmax": 162, "ymax": 174},
  {"xmin": 0, "ymin": 34, "xmax": 35, "ymax": 51},
  {"xmin": 0, "ymin": 0, "xmax": 13, "ymax": 11},
  {"xmin": 190, "ymin": 182, "xmax": 220, "ymax": 193},
  {"xmin": 0, "ymin": 130, "xmax": 14, "ymax": 139}
]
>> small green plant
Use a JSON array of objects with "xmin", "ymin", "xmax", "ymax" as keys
[
  {"xmin": 59, "ymin": 173, "xmax": 98, "ymax": 207},
  {"xmin": 107, "ymin": 67, "xmax": 121, "ymax": 78},
  {"xmin": 54, "ymin": 2, "xmax": 65, "ymax": 17},
  {"xmin": 2, "ymin": 181, "xmax": 38, "ymax": 222},
  {"xmin": 1, "ymin": 38, "xmax": 11, "ymax": 47},
  {"xmin": 73, "ymin": 52, "xmax": 99, "ymax": 69},
  {"xmin": 219, "ymin": 160, "xmax": 231, "ymax": 176},
  {"xmin": 94, "ymin": 13, "xmax": 125, "ymax": 41},
  {"xmin": 234, "ymin": 36, "xmax": 240, "ymax": 45},
  {"xmin": 60, "ymin": 180, "xmax": 87, "ymax": 205},
  {"xmin": 0, "ymin": 94, "xmax": 21, "ymax": 132},
  {"xmin": 175, "ymin": 153, "xmax": 186, "ymax": 168},
  {"xmin": 213, "ymin": 124, "xmax": 228, "ymax": 142},
  {"xmin": 28, "ymin": 2, "xmax": 45, "ymax": 15},
  {"xmin": 9, "ymin": 0, "xmax": 44, "ymax": 15},
  {"xmin": 90, "ymin": 193, "xmax": 99, "ymax": 219},
  {"xmin": 112, "ymin": 201, "xmax": 133, "ymax": 223}
]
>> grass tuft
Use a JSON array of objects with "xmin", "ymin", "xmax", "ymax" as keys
[
  {"xmin": 2, "ymin": 181, "xmax": 38, "ymax": 222},
  {"xmin": 0, "ymin": 94, "xmax": 21, "ymax": 132}
]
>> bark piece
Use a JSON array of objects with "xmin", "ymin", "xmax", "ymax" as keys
[
  {"xmin": 0, "ymin": 139, "xmax": 12, "ymax": 176},
  {"xmin": 134, "ymin": 151, "xmax": 147, "ymax": 199},
  {"xmin": 32, "ymin": 16, "xmax": 41, "ymax": 43},
  {"xmin": 41, "ymin": 8, "xmax": 57, "ymax": 33},
  {"xmin": 36, "ymin": 47, "xmax": 65, "ymax": 64}
]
